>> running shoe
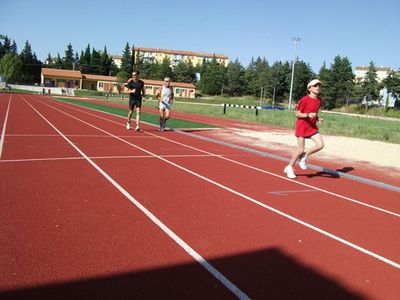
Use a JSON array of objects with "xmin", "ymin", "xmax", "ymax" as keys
[
  {"xmin": 284, "ymin": 165, "xmax": 296, "ymax": 179},
  {"xmin": 299, "ymin": 153, "xmax": 308, "ymax": 170},
  {"xmin": 126, "ymin": 122, "xmax": 131, "ymax": 130}
]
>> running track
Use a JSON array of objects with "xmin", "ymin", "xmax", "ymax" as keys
[{"xmin": 1, "ymin": 93, "xmax": 399, "ymax": 299}]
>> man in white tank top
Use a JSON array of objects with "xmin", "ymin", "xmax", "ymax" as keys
[{"xmin": 157, "ymin": 77, "xmax": 174, "ymax": 131}]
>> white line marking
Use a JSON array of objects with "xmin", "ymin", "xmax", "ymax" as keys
[
  {"xmin": 34, "ymin": 95, "xmax": 400, "ymax": 270},
  {"xmin": 0, "ymin": 154, "xmax": 223, "ymax": 163},
  {"xmin": 269, "ymin": 189, "xmax": 319, "ymax": 196},
  {"xmin": 47, "ymin": 98, "xmax": 400, "ymax": 218},
  {"xmin": 22, "ymin": 95, "xmax": 250, "ymax": 299},
  {"xmin": 6, "ymin": 133, "xmax": 155, "ymax": 138},
  {"xmin": 0, "ymin": 94, "xmax": 12, "ymax": 159}
]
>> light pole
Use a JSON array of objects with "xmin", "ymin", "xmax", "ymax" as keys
[{"xmin": 288, "ymin": 37, "xmax": 301, "ymax": 110}]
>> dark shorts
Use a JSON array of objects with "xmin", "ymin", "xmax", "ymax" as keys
[{"xmin": 129, "ymin": 98, "xmax": 142, "ymax": 110}]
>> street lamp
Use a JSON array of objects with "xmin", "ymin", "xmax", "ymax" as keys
[{"xmin": 288, "ymin": 37, "xmax": 301, "ymax": 110}]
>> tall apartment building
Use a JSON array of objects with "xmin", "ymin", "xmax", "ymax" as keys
[{"xmin": 134, "ymin": 47, "xmax": 228, "ymax": 67}]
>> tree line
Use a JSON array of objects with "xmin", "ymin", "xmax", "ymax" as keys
[{"xmin": 1, "ymin": 34, "xmax": 399, "ymax": 109}]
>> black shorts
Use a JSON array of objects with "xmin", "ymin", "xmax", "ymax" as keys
[{"xmin": 129, "ymin": 98, "xmax": 142, "ymax": 110}]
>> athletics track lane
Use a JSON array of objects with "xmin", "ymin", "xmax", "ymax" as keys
[{"xmin": 1, "ymin": 93, "xmax": 399, "ymax": 299}]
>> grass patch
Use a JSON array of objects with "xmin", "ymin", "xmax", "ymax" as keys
[
  {"xmin": 54, "ymin": 97, "xmax": 217, "ymax": 129},
  {"xmin": 1, "ymin": 89, "xmax": 38, "ymax": 94}
]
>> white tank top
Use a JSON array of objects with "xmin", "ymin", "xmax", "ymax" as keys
[{"xmin": 161, "ymin": 86, "xmax": 172, "ymax": 104}]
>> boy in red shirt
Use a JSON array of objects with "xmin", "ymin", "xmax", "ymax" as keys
[{"xmin": 284, "ymin": 79, "xmax": 325, "ymax": 179}]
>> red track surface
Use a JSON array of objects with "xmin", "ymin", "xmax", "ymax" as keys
[{"xmin": 1, "ymin": 93, "xmax": 399, "ymax": 299}]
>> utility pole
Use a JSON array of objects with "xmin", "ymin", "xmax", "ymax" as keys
[{"xmin": 288, "ymin": 37, "xmax": 301, "ymax": 110}]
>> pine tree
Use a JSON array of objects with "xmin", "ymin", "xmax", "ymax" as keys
[
  {"xmin": 19, "ymin": 40, "xmax": 41, "ymax": 83},
  {"xmin": 91, "ymin": 48, "xmax": 101, "ymax": 74},
  {"xmin": 64, "ymin": 43, "xmax": 74, "ymax": 70},
  {"xmin": 225, "ymin": 58, "xmax": 245, "ymax": 96},
  {"xmin": 198, "ymin": 56, "xmax": 226, "ymax": 95},
  {"xmin": 46, "ymin": 53, "xmax": 54, "ymax": 67},
  {"xmin": 271, "ymin": 61, "xmax": 291, "ymax": 101},
  {"xmin": 54, "ymin": 53, "xmax": 63, "ymax": 69},
  {"xmin": 362, "ymin": 61, "xmax": 380, "ymax": 109},
  {"xmin": 99, "ymin": 46, "xmax": 111, "ymax": 75},
  {"xmin": 0, "ymin": 35, "xmax": 11, "ymax": 59},
  {"xmin": 121, "ymin": 42, "xmax": 132, "ymax": 74},
  {"xmin": 80, "ymin": 44, "xmax": 91, "ymax": 73},
  {"xmin": 157, "ymin": 57, "xmax": 174, "ymax": 80}
]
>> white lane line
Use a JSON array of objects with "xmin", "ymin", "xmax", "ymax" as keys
[
  {"xmin": 34, "ymin": 95, "xmax": 400, "ymax": 270},
  {"xmin": 46, "ymin": 98, "xmax": 400, "ymax": 218},
  {"xmin": 0, "ymin": 94, "xmax": 12, "ymax": 159},
  {"xmin": 6, "ymin": 134, "xmax": 155, "ymax": 138},
  {"xmin": 22, "ymin": 97, "xmax": 250, "ymax": 299},
  {"xmin": 0, "ymin": 154, "xmax": 223, "ymax": 163},
  {"xmin": 269, "ymin": 189, "xmax": 319, "ymax": 196}
]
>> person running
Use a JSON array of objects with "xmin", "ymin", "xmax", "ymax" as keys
[
  {"xmin": 157, "ymin": 77, "xmax": 174, "ymax": 131},
  {"xmin": 284, "ymin": 79, "xmax": 325, "ymax": 179},
  {"xmin": 125, "ymin": 71, "xmax": 145, "ymax": 131}
]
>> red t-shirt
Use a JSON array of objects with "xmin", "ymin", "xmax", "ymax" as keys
[{"xmin": 295, "ymin": 95, "xmax": 322, "ymax": 137}]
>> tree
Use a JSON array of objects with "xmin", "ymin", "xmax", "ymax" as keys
[
  {"xmin": 80, "ymin": 44, "xmax": 91, "ymax": 73},
  {"xmin": 198, "ymin": 57, "xmax": 226, "ymax": 95},
  {"xmin": 54, "ymin": 53, "xmax": 63, "ymax": 69},
  {"xmin": 91, "ymin": 48, "xmax": 101, "ymax": 74},
  {"xmin": 109, "ymin": 60, "xmax": 120, "ymax": 76},
  {"xmin": 157, "ymin": 57, "xmax": 174, "ymax": 80},
  {"xmin": 318, "ymin": 61, "xmax": 334, "ymax": 109},
  {"xmin": 289, "ymin": 60, "xmax": 314, "ymax": 102},
  {"xmin": 19, "ymin": 40, "xmax": 41, "ymax": 84},
  {"xmin": 0, "ymin": 35, "xmax": 11, "ymax": 60},
  {"xmin": 383, "ymin": 71, "xmax": 400, "ymax": 106},
  {"xmin": 74, "ymin": 52, "xmax": 80, "ymax": 70},
  {"xmin": 225, "ymin": 58, "xmax": 245, "ymax": 96},
  {"xmin": 10, "ymin": 40, "xmax": 17, "ymax": 55},
  {"xmin": 174, "ymin": 60, "xmax": 197, "ymax": 83},
  {"xmin": 319, "ymin": 56, "xmax": 355, "ymax": 109},
  {"xmin": 45, "ymin": 53, "xmax": 54, "ymax": 67},
  {"xmin": 116, "ymin": 70, "xmax": 129, "ymax": 93},
  {"xmin": 362, "ymin": 61, "xmax": 380, "ymax": 109},
  {"xmin": 64, "ymin": 43, "xmax": 74, "ymax": 70},
  {"xmin": 0, "ymin": 53, "xmax": 23, "ymax": 82},
  {"xmin": 99, "ymin": 46, "xmax": 112, "ymax": 75},
  {"xmin": 120, "ymin": 42, "xmax": 133, "ymax": 74},
  {"xmin": 270, "ymin": 61, "xmax": 291, "ymax": 101}
]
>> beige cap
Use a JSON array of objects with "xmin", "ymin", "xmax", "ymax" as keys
[{"xmin": 307, "ymin": 79, "xmax": 322, "ymax": 89}]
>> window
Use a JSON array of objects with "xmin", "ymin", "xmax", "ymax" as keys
[{"xmin": 99, "ymin": 82, "xmax": 104, "ymax": 88}]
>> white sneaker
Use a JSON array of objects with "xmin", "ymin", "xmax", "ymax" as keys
[
  {"xmin": 284, "ymin": 165, "xmax": 296, "ymax": 179},
  {"xmin": 299, "ymin": 153, "xmax": 308, "ymax": 170},
  {"xmin": 135, "ymin": 125, "xmax": 140, "ymax": 131},
  {"xmin": 126, "ymin": 122, "xmax": 131, "ymax": 130}
]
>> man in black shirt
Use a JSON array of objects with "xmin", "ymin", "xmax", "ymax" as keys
[{"xmin": 125, "ymin": 71, "xmax": 145, "ymax": 131}]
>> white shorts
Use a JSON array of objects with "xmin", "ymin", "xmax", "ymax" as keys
[{"xmin": 159, "ymin": 101, "xmax": 171, "ymax": 110}]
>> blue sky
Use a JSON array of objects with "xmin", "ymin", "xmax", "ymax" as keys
[{"xmin": 1, "ymin": 0, "xmax": 399, "ymax": 73}]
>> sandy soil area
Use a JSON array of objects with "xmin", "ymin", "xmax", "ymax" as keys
[{"xmin": 215, "ymin": 128, "xmax": 400, "ymax": 175}]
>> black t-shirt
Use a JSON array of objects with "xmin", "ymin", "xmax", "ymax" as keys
[{"xmin": 127, "ymin": 79, "xmax": 144, "ymax": 100}]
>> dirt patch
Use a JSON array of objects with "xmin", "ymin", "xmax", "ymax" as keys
[{"xmin": 212, "ymin": 128, "xmax": 400, "ymax": 178}]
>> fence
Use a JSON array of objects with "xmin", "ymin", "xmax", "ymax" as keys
[{"xmin": 223, "ymin": 103, "xmax": 261, "ymax": 116}]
